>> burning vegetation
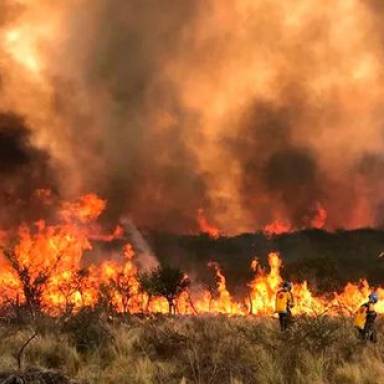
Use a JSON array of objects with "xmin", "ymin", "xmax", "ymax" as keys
[
  {"xmin": 0, "ymin": 2, "xmax": 384, "ymax": 383},
  {"xmin": 0, "ymin": 192, "xmax": 382, "ymax": 318}
]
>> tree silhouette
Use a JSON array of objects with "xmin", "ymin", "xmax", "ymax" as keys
[
  {"xmin": 144, "ymin": 265, "xmax": 190, "ymax": 314},
  {"xmin": 139, "ymin": 272, "xmax": 158, "ymax": 313}
]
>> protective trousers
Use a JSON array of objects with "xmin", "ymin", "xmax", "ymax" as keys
[
  {"xmin": 361, "ymin": 319, "xmax": 377, "ymax": 343},
  {"xmin": 278, "ymin": 311, "xmax": 292, "ymax": 331}
]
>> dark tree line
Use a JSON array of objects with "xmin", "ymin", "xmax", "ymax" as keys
[{"xmin": 147, "ymin": 229, "xmax": 384, "ymax": 294}]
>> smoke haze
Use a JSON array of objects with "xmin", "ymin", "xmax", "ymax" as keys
[{"xmin": 1, "ymin": 0, "xmax": 384, "ymax": 233}]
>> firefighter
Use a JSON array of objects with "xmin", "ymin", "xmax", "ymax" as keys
[
  {"xmin": 275, "ymin": 281, "xmax": 295, "ymax": 331},
  {"xmin": 354, "ymin": 292, "xmax": 378, "ymax": 343}
]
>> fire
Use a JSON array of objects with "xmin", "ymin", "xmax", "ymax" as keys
[
  {"xmin": 4, "ymin": 28, "xmax": 42, "ymax": 74},
  {"xmin": 248, "ymin": 253, "xmax": 282, "ymax": 315},
  {"xmin": 263, "ymin": 204, "xmax": 328, "ymax": 236},
  {"xmin": 0, "ymin": 192, "xmax": 382, "ymax": 317},
  {"xmin": 205, "ymin": 261, "xmax": 243, "ymax": 314},
  {"xmin": 197, "ymin": 208, "xmax": 221, "ymax": 239},
  {"xmin": 59, "ymin": 194, "xmax": 106, "ymax": 223},
  {"xmin": 264, "ymin": 220, "xmax": 292, "ymax": 237},
  {"xmin": 310, "ymin": 203, "xmax": 327, "ymax": 229}
]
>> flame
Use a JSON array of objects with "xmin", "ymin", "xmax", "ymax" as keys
[
  {"xmin": 59, "ymin": 194, "xmax": 106, "ymax": 223},
  {"xmin": 264, "ymin": 219, "xmax": 292, "ymax": 237},
  {"xmin": 205, "ymin": 261, "xmax": 243, "ymax": 314},
  {"xmin": 197, "ymin": 208, "xmax": 221, "ymax": 239},
  {"xmin": 0, "ymin": 192, "xmax": 381, "ymax": 317},
  {"xmin": 4, "ymin": 28, "xmax": 42, "ymax": 74},
  {"xmin": 310, "ymin": 203, "xmax": 328, "ymax": 229},
  {"xmin": 263, "ymin": 204, "xmax": 328, "ymax": 236},
  {"xmin": 248, "ymin": 253, "xmax": 282, "ymax": 315}
]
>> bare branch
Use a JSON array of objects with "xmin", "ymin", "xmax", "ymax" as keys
[{"xmin": 13, "ymin": 331, "xmax": 38, "ymax": 370}]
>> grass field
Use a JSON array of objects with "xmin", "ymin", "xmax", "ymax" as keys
[{"xmin": 1, "ymin": 312, "xmax": 384, "ymax": 384}]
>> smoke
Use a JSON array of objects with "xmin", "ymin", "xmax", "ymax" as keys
[
  {"xmin": 0, "ymin": 112, "xmax": 56, "ymax": 226},
  {"xmin": 1, "ymin": 0, "xmax": 384, "ymax": 233},
  {"xmin": 120, "ymin": 217, "xmax": 158, "ymax": 272}
]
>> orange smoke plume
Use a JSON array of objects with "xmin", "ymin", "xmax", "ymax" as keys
[{"xmin": 1, "ymin": 0, "xmax": 384, "ymax": 233}]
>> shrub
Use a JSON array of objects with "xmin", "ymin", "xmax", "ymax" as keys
[
  {"xmin": 0, "ymin": 315, "xmax": 383, "ymax": 384},
  {"xmin": 62, "ymin": 308, "xmax": 113, "ymax": 354}
]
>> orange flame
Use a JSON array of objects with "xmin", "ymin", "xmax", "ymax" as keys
[
  {"xmin": 310, "ymin": 203, "xmax": 328, "ymax": 229},
  {"xmin": 59, "ymin": 194, "xmax": 106, "ymax": 223},
  {"xmin": 263, "ymin": 220, "xmax": 292, "ymax": 237},
  {"xmin": 197, "ymin": 208, "xmax": 220, "ymax": 239},
  {"xmin": 0, "ymin": 192, "xmax": 381, "ymax": 317}
]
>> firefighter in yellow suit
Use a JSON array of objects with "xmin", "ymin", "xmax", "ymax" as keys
[
  {"xmin": 354, "ymin": 292, "xmax": 378, "ymax": 342},
  {"xmin": 275, "ymin": 281, "xmax": 295, "ymax": 331}
]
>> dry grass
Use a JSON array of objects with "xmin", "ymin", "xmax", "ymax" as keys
[{"xmin": 1, "ymin": 314, "xmax": 384, "ymax": 384}]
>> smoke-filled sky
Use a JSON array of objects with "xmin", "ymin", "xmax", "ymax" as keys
[{"xmin": 1, "ymin": 0, "xmax": 384, "ymax": 233}]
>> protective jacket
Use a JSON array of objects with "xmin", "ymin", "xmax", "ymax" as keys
[
  {"xmin": 354, "ymin": 302, "xmax": 376, "ymax": 330},
  {"xmin": 275, "ymin": 289, "xmax": 294, "ymax": 313}
]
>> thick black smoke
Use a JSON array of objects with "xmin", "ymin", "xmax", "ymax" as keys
[
  {"xmin": 262, "ymin": 148, "xmax": 320, "ymax": 225},
  {"xmin": 226, "ymin": 98, "xmax": 324, "ymax": 228},
  {"xmin": 0, "ymin": 113, "xmax": 57, "ymax": 226}
]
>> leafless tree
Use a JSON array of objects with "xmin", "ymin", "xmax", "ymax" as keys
[
  {"xmin": 109, "ymin": 272, "xmax": 136, "ymax": 313},
  {"xmin": 2, "ymin": 246, "xmax": 63, "ymax": 315}
]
